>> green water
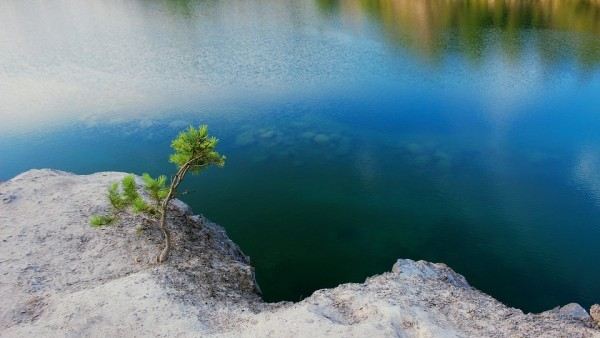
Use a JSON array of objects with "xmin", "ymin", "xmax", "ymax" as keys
[{"xmin": 1, "ymin": 0, "xmax": 600, "ymax": 312}]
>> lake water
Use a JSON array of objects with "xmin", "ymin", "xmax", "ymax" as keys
[{"xmin": 1, "ymin": 0, "xmax": 600, "ymax": 312}]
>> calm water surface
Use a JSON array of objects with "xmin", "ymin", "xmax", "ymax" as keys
[{"xmin": 1, "ymin": 0, "xmax": 600, "ymax": 312}]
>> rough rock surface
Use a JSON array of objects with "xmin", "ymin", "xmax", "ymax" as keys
[
  {"xmin": 1, "ymin": 169, "xmax": 598, "ymax": 337},
  {"xmin": 592, "ymin": 304, "xmax": 600, "ymax": 324}
]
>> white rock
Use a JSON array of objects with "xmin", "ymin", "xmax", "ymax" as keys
[
  {"xmin": 170, "ymin": 198, "xmax": 192, "ymax": 215},
  {"xmin": 559, "ymin": 303, "xmax": 590, "ymax": 321}
]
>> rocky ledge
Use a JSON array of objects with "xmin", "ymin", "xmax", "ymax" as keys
[{"xmin": 1, "ymin": 169, "xmax": 598, "ymax": 337}]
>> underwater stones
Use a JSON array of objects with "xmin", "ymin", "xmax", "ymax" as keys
[
  {"xmin": 235, "ymin": 130, "xmax": 255, "ymax": 146},
  {"xmin": 138, "ymin": 119, "xmax": 156, "ymax": 129},
  {"xmin": 258, "ymin": 129, "xmax": 275, "ymax": 139},
  {"xmin": 399, "ymin": 141, "xmax": 455, "ymax": 170},
  {"xmin": 432, "ymin": 150, "xmax": 450, "ymax": 161},
  {"xmin": 405, "ymin": 142, "xmax": 424, "ymax": 155},
  {"xmin": 330, "ymin": 134, "xmax": 344, "ymax": 143},
  {"xmin": 313, "ymin": 134, "xmax": 330, "ymax": 144},
  {"xmin": 168, "ymin": 120, "xmax": 189, "ymax": 129},
  {"xmin": 301, "ymin": 131, "xmax": 315, "ymax": 139},
  {"xmin": 234, "ymin": 122, "xmax": 353, "ymax": 161},
  {"xmin": 302, "ymin": 130, "xmax": 334, "ymax": 145},
  {"xmin": 259, "ymin": 129, "xmax": 284, "ymax": 147}
]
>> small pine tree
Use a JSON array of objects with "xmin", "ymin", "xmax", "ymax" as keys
[
  {"xmin": 89, "ymin": 125, "xmax": 225, "ymax": 263},
  {"xmin": 156, "ymin": 125, "xmax": 225, "ymax": 262}
]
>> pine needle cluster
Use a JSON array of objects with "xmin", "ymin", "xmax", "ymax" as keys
[
  {"xmin": 90, "ymin": 214, "xmax": 115, "ymax": 227},
  {"xmin": 90, "ymin": 173, "xmax": 168, "ymax": 227},
  {"xmin": 141, "ymin": 173, "xmax": 169, "ymax": 209}
]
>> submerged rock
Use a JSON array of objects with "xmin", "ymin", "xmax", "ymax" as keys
[
  {"xmin": 259, "ymin": 129, "xmax": 275, "ymax": 139},
  {"xmin": 313, "ymin": 134, "xmax": 330, "ymax": 144},
  {"xmin": 168, "ymin": 120, "xmax": 189, "ymax": 129},
  {"xmin": 405, "ymin": 142, "xmax": 424, "ymax": 154},
  {"xmin": 301, "ymin": 131, "xmax": 316, "ymax": 139},
  {"xmin": 235, "ymin": 130, "xmax": 255, "ymax": 146}
]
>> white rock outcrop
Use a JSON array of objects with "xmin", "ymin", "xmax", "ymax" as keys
[{"xmin": 1, "ymin": 169, "xmax": 598, "ymax": 337}]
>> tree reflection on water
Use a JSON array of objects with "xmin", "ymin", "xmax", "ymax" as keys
[{"xmin": 317, "ymin": 0, "xmax": 600, "ymax": 67}]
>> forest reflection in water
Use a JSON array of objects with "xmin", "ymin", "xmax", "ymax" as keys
[{"xmin": 316, "ymin": 0, "xmax": 600, "ymax": 67}]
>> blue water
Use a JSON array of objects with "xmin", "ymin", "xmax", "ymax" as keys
[{"xmin": 1, "ymin": 0, "xmax": 600, "ymax": 312}]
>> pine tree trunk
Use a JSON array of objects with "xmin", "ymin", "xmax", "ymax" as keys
[
  {"xmin": 157, "ymin": 210, "xmax": 171, "ymax": 263},
  {"xmin": 157, "ymin": 161, "xmax": 191, "ymax": 263}
]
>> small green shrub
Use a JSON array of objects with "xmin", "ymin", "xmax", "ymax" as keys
[
  {"xmin": 121, "ymin": 175, "xmax": 140, "ymax": 203},
  {"xmin": 132, "ymin": 196, "xmax": 151, "ymax": 214},
  {"xmin": 90, "ymin": 214, "xmax": 114, "ymax": 227},
  {"xmin": 106, "ymin": 175, "xmax": 141, "ymax": 211},
  {"xmin": 141, "ymin": 173, "xmax": 168, "ymax": 209},
  {"xmin": 91, "ymin": 174, "xmax": 143, "ymax": 226},
  {"xmin": 108, "ymin": 182, "xmax": 127, "ymax": 210}
]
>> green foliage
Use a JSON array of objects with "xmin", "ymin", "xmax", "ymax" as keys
[
  {"xmin": 142, "ymin": 173, "xmax": 169, "ymax": 206},
  {"xmin": 107, "ymin": 175, "xmax": 141, "ymax": 211},
  {"xmin": 132, "ymin": 196, "xmax": 152, "ymax": 214},
  {"xmin": 108, "ymin": 182, "xmax": 127, "ymax": 210},
  {"xmin": 169, "ymin": 125, "xmax": 225, "ymax": 174},
  {"xmin": 121, "ymin": 175, "xmax": 140, "ymax": 203},
  {"xmin": 93, "ymin": 174, "xmax": 154, "ymax": 225},
  {"xmin": 90, "ymin": 214, "xmax": 114, "ymax": 227}
]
